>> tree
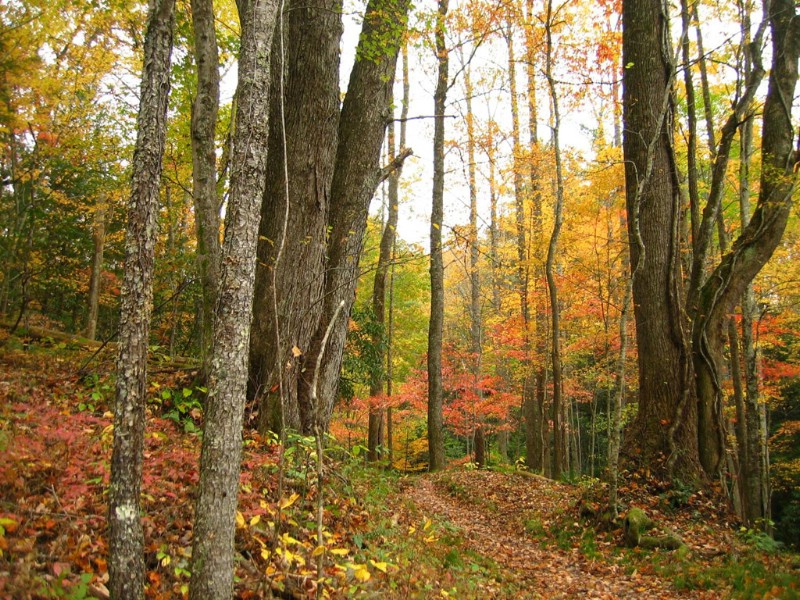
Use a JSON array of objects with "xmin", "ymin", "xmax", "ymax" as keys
[
  {"xmin": 189, "ymin": 0, "xmax": 222, "ymax": 375},
  {"xmin": 248, "ymin": 0, "xmax": 343, "ymax": 432},
  {"xmin": 691, "ymin": 0, "xmax": 798, "ymax": 489},
  {"xmin": 621, "ymin": 0, "xmax": 699, "ymax": 477},
  {"xmin": 428, "ymin": 0, "xmax": 449, "ymax": 472},
  {"xmin": 188, "ymin": 0, "xmax": 280, "ymax": 595},
  {"xmin": 108, "ymin": 0, "xmax": 175, "ymax": 597},
  {"xmin": 249, "ymin": 0, "xmax": 411, "ymax": 435}
]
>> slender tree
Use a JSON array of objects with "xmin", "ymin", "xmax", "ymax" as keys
[
  {"xmin": 108, "ymin": 0, "xmax": 175, "ymax": 596},
  {"xmin": 691, "ymin": 0, "xmax": 798, "ymax": 479},
  {"xmin": 85, "ymin": 199, "xmax": 105, "ymax": 340},
  {"xmin": 543, "ymin": 0, "xmax": 565, "ymax": 479},
  {"xmin": 428, "ymin": 0, "xmax": 449, "ymax": 472},
  {"xmin": 188, "ymin": 0, "xmax": 280, "ymax": 595},
  {"xmin": 189, "ymin": 0, "xmax": 222, "ymax": 376}
]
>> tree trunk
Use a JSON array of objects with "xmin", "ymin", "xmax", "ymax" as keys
[
  {"xmin": 427, "ymin": 0, "xmax": 448, "ymax": 472},
  {"xmin": 368, "ymin": 94, "xmax": 402, "ymax": 462},
  {"xmin": 108, "ymin": 1, "xmax": 175, "ymax": 597},
  {"xmin": 248, "ymin": 0, "xmax": 343, "ymax": 433},
  {"xmin": 622, "ymin": 0, "xmax": 700, "ymax": 478},
  {"xmin": 189, "ymin": 0, "xmax": 221, "ymax": 377},
  {"xmin": 692, "ymin": 0, "xmax": 798, "ymax": 480},
  {"xmin": 298, "ymin": 0, "xmax": 412, "ymax": 433},
  {"xmin": 188, "ymin": 0, "xmax": 279, "ymax": 596},
  {"xmin": 544, "ymin": 0, "xmax": 565, "ymax": 480},
  {"xmin": 85, "ymin": 199, "xmax": 105, "ymax": 341}
]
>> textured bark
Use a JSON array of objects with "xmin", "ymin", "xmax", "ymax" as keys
[
  {"xmin": 622, "ymin": 0, "xmax": 700, "ymax": 478},
  {"xmin": 189, "ymin": 0, "xmax": 221, "ymax": 375},
  {"xmin": 85, "ymin": 200, "xmax": 105, "ymax": 341},
  {"xmin": 248, "ymin": 0, "xmax": 342, "ymax": 433},
  {"xmin": 188, "ymin": 0, "xmax": 279, "ymax": 596},
  {"xmin": 692, "ymin": 0, "xmax": 798, "ymax": 479},
  {"xmin": 108, "ymin": 0, "xmax": 175, "ymax": 597},
  {"xmin": 297, "ymin": 0, "xmax": 411, "ymax": 433},
  {"xmin": 427, "ymin": 0, "xmax": 448, "ymax": 472}
]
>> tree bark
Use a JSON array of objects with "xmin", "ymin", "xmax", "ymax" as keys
[
  {"xmin": 427, "ymin": 0, "xmax": 448, "ymax": 472},
  {"xmin": 367, "ymin": 111, "xmax": 399, "ymax": 462},
  {"xmin": 189, "ymin": 0, "xmax": 222, "ymax": 377},
  {"xmin": 85, "ymin": 199, "xmax": 105, "ymax": 341},
  {"xmin": 622, "ymin": 0, "xmax": 700, "ymax": 478},
  {"xmin": 544, "ymin": 0, "xmax": 565, "ymax": 480},
  {"xmin": 248, "ymin": 0, "xmax": 343, "ymax": 433},
  {"xmin": 188, "ymin": 0, "xmax": 279, "ymax": 596},
  {"xmin": 692, "ymin": 0, "xmax": 798, "ymax": 479},
  {"xmin": 299, "ymin": 0, "xmax": 412, "ymax": 433},
  {"xmin": 108, "ymin": 0, "xmax": 175, "ymax": 597}
]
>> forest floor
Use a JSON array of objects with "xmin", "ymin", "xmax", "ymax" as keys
[{"xmin": 0, "ymin": 330, "xmax": 799, "ymax": 599}]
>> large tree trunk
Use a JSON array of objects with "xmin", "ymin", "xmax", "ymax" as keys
[
  {"xmin": 189, "ymin": 0, "xmax": 221, "ymax": 376},
  {"xmin": 108, "ymin": 0, "xmax": 175, "ymax": 597},
  {"xmin": 692, "ymin": 0, "xmax": 798, "ymax": 479},
  {"xmin": 248, "ymin": 0, "xmax": 343, "ymax": 433},
  {"xmin": 427, "ymin": 0, "xmax": 448, "ymax": 472},
  {"xmin": 621, "ymin": 0, "xmax": 700, "ymax": 478},
  {"xmin": 188, "ymin": 0, "xmax": 279, "ymax": 595},
  {"xmin": 298, "ymin": 0, "xmax": 412, "ymax": 433}
]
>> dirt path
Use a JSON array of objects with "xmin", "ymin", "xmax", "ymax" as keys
[{"xmin": 406, "ymin": 473, "xmax": 713, "ymax": 599}]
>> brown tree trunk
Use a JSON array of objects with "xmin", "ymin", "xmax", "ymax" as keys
[
  {"xmin": 85, "ymin": 199, "xmax": 105, "ymax": 341},
  {"xmin": 108, "ymin": 0, "xmax": 175, "ymax": 597},
  {"xmin": 427, "ymin": 0, "xmax": 448, "ymax": 472},
  {"xmin": 190, "ymin": 0, "xmax": 221, "ymax": 376},
  {"xmin": 188, "ymin": 0, "xmax": 279, "ymax": 596},
  {"xmin": 544, "ymin": 0, "xmax": 565, "ymax": 479},
  {"xmin": 622, "ymin": 0, "xmax": 700, "ymax": 479},
  {"xmin": 248, "ymin": 0, "xmax": 343, "ymax": 433}
]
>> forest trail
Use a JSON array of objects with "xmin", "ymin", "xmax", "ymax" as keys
[{"xmin": 404, "ymin": 471, "xmax": 715, "ymax": 599}]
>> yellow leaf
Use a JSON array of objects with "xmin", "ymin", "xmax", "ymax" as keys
[
  {"xmin": 329, "ymin": 548, "xmax": 349, "ymax": 557},
  {"xmin": 312, "ymin": 545, "xmax": 325, "ymax": 557},
  {"xmin": 353, "ymin": 564, "xmax": 371, "ymax": 582},
  {"xmin": 235, "ymin": 511, "xmax": 245, "ymax": 528},
  {"xmin": 280, "ymin": 493, "xmax": 300, "ymax": 510},
  {"xmin": 425, "ymin": 535, "xmax": 436, "ymax": 543},
  {"xmin": 280, "ymin": 533, "xmax": 302, "ymax": 546},
  {"xmin": 249, "ymin": 515, "xmax": 261, "ymax": 527},
  {"xmin": 261, "ymin": 548, "xmax": 271, "ymax": 560},
  {"xmin": 291, "ymin": 345, "xmax": 303, "ymax": 357},
  {"xmin": 423, "ymin": 518, "xmax": 432, "ymax": 531},
  {"xmin": 408, "ymin": 525, "xmax": 416, "ymax": 535},
  {"xmin": 160, "ymin": 555, "xmax": 171, "ymax": 567},
  {"xmin": 370, "ymin": 560, "xmax": 388, "ymax": 573}
]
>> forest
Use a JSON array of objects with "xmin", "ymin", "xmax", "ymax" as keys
[{"xmin": 1, "ymin": 0, "xmax": 799, "ymax": 597}]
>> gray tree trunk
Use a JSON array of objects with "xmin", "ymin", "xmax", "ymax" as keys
[
  {"xmin": 108, "ymin": 0, "xmax": 175, "ymax": 597},
  {"xmin": 248, "ymin": 0, "xmax": 343, "ymax": 433},
  {"xmin": 188, "ymin": 0, "xmax": 279, "ymax": 595},
  {"xmin": 427, "ymin": 0, "xmax": 449, "ymax": 472},
  {"xmin": 297, "ymin": 0, "xmax": 412, "ymax": 433},
  {"xmin": 190, "ymin": 0, "xmax": 222, "ymax": 377}
]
